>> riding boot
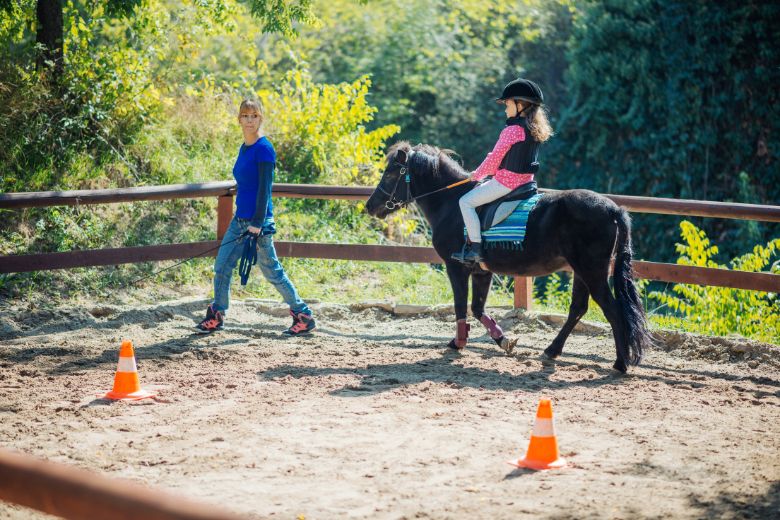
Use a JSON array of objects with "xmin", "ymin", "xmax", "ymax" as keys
[
  {"xmin": 466, "ymin": 241, "xmax": 484, "ymax": 263},
  {"xmin": 451, "ymin": 241, "xmax": 484, "ymax": 264}
]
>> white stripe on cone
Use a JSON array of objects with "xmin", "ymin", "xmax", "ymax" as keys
[
  {"xmin": 532, "ymin": 418, "xmax": 555, "ymax": 437},
  {"xmin": 117, "ymin": 356, "xmax": 138, "ymax": 373}
]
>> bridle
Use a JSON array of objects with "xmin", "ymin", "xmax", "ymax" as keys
[
  {"xmin": 376, "ymin": 151, "xmax": 415, "ymax": 210},
  {"xmin": 376, "ymin": 150, "xmax": 470, "ymax": 210}
]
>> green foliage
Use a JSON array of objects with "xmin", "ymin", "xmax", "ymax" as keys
[
  {"xmin": 538, "ymin": 272, "xmax": 571, "ymax": 311},
  {"xmin": 296, "ymin": 0, "xmax": 573, "ymax": 166},
  {"xmin": 259, "ymin": 68, "xmax": 399, "ymax": 185},
  {"xmin": 0, "ymin": 0, "xmax": 167, "ymax": 192},
  {"xmin": 128, "ymin": 93, "xmax": 237, "ymax": 185},
  {"xmin": 550, "ymin": 0, "xmax": 780, "ymax": 259},
  {"xmin": 248, "ymin": 0, "xmax": 319, "ymax": 36},
  {"xmin": 104, "ymin": 0, "xmax": 144, "ymax": 18},
  {"xmin": 649, "ymin": 221, "xmax": 780, "ymax": 343},
  {"xmin": 63, "ymin": 1, "xmax": 164, "ymax": 123}
]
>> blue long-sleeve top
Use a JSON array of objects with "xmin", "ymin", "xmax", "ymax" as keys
[{"xmin": 233, "ymin": 136, "xmax": 276, "ymax": 234}]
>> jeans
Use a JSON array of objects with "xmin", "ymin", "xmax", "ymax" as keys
[
  {"xmin": 211, "ymin": 217, "xmax": 310, "ymax": 316},
  {"xmin": 459, "ymin": 178, "xmax": 512, "ymax": 242}
]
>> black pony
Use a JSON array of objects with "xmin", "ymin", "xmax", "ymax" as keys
[{"xmin": 365, "ymin": 142, "xmax": 652, "ymax": 373}]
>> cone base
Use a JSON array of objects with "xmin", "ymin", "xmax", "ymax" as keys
[
  {"xmin": 509, "ymin": 457, "xmax": 567, "ymax": 470},
  {"xmin": 102, "ymin": 389, "xmax": 156, "ymax": 401}
]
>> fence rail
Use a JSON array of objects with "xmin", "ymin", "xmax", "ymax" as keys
[
  {"xmin": 0, "ymin": 448, "xmax": 247, "ymax": 520},
  {"xmin": 2, "ymin": 183, "xmax": 779, "ymax": 307},
  {"xmin": 2, "ymin": 182, "xmax": 779, "ymax": 221}
]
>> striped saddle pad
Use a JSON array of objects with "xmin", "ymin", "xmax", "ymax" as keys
[{"xmin": 466, "ymin": 193, "xmax": 542, "ymax": 250}]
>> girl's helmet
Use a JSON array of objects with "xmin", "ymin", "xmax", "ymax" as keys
[{"xmin": 496, "ymin": 78, "xmax": 544, "ymax": 105}]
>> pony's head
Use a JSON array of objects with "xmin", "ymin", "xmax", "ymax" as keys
[{"xmin": 366, "ymin": 141, "xmax": 465, "ymax": 218}]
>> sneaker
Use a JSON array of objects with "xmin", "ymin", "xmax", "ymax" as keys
[
  {"xmin": 283, "ymin": 310, "xmax": 316, "ymax": 336},
  {"xmin": 196, "ymin": 304, "xmax": 224, "ymax": 333}
]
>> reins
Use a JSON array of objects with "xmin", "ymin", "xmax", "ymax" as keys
[{"xmin": 414, "ymin": 178, "xmax": 471, "ymax": 201}]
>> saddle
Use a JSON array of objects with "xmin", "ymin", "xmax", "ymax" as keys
[{"xmin": 476, "ymin": 181, "xmax": 538, "ymax": 231}]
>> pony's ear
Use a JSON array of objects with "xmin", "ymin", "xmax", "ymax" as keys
[{"xmin": 396, "ymin": 149, "xmax": 408, "ymax": 165}]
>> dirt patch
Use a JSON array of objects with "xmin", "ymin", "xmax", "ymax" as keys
[
  {"xmin": 655, "ymin": 330, "xmax": 779, "ymax": 368},
  {"xmin": 1, "ymin": 298, "xmax": 779, "ymax": 519}
]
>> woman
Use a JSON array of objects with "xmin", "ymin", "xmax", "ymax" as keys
[{"xmin": 196, "ymin": 99, "xmax": 316, "ymax": 335}]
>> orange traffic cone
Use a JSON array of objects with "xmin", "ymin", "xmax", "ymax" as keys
[
  {"xmin": 102, "ymin": 340, "xmax": 156, "ymax": 401},
  {"xmin": 509, "ymin": 398, "xmax": 567, "ymax": 470}
]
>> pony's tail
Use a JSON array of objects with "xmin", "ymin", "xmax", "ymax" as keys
[{"xmin": 612, "ymin": 209, "xmax": 651, "ymax": 366}]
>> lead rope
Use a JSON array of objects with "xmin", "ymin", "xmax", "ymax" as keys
[
  {"xmin": 238, "ymin": 232, "xmax": 258, "ymax": 286},
  {"xmin": 119, "ymin": 232, "xmax": 247, "ymax": 289}
]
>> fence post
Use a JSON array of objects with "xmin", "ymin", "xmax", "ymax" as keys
[
  {"xmin": 513, "ymin": 276, "xmax": 533, "ymax": 310},
  {"xmin": 217, "ymin": 195, "xmax": 233, "ymax": 240}
]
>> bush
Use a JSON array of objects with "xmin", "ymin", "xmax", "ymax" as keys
[
  {"xmin": 259, "ymin": 68, "xmax": 399, "ymax": 185},
  {"xmin": 649, "ymin": 221, "xmax": 780, "ymax": 343}
]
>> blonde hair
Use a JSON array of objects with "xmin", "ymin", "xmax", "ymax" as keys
[
  {"xmin": 525, "ymin": 104, "xmax": 553, "ymax": 143},
  {"xmin": 238, "ymin": 99, "xmax": 264, "ymax": 124}
]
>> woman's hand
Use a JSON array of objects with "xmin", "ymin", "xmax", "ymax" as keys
[{"xmin": 247, "ymin": 225, "xmax": 262, "ymax": 236}]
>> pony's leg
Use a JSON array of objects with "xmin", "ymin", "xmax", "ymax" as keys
[
  {"xmin": 543, "ymin": 275, "xmax": 589, "ymax": 359},
  {"xmin": 471, "ymin": 272, "xmax": 516, "ymax": 353},
  {"xmin": 584, "ymin": 277, "xmax": 628, "ymax": 373},
  {"xmin": 470, "ymin": 270, "xmax": 492, "ymax": 319},
  {"xmin": 445, "ymin": 262, "xmax": 471, "ymax": 349}
]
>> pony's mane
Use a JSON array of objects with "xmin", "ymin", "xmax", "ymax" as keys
[{"xmin": 385, "ymin": 141, "xmax": 468, "ymax": 179}]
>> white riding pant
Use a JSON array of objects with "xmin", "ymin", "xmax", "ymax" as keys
[{"xmin": 459, "ymin": 178, "xmax": 512, "ymax": 243}]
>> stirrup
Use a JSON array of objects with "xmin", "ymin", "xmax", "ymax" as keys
[{"xmin": 451, "ymin": 243, "xmax": 483, "ymax": 264}]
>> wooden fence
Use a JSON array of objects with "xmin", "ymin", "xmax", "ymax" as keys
[
  {"xmin": 1, "ymin": 182, "xmax": 779, "ymax": 309},
  {"xmin": 0, "ymin": 448, "xmax": 247, "ymax": 520}
]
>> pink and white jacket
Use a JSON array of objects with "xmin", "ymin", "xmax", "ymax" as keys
[{"xmin": 471, "ymin": 123, "xmax": 537, "ymax": 189}]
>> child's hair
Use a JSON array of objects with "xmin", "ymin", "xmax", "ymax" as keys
[
  {"xmin": 525, "ymin": 104, "xmax": 553, "ymax": 142},
  {"xmin": 239, "ymin": 99, "xmax": 264, "ymax": 124}
]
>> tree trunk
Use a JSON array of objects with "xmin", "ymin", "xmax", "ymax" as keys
[{"xmin": 36, "ymin": 0, "xmax": 64, "ymax": 79}]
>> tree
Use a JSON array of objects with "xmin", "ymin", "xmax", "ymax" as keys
[
  {"xmin": 547, "ymin": 0, "xmax": 780, "ymax": 259},
  {"xmin": 295, "ymin": 0, "xmax": 553, "ymax": 166},
  {"xmin": 1, "ymin": 0, "xmax": 326, "ymax": 83},
  {"xmin": 0, "ymin": 0, "xmax": 143, "ymax": 81},
  {"xmin": 35, "ymin": 0, "xmax": 63, "ymax": 75}
]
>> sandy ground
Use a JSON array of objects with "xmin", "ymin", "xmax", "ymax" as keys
[{"xmin": 1, "ymin": 297, "xmax": 779, "ymax": 519}]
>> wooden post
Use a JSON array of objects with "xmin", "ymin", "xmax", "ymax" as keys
[
  {"xmin": 217, "ymin": 195, "xmax": 233, "ymax": 240},
  {"xmin": 514, "ymin": 276, "xmax": 533, "ymax": 310}
]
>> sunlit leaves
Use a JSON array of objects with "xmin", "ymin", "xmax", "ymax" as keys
[
  {"xmin": 248, "ymin": 0, "xmax": 319, "ymax": 37},
  {"xmin": 258, "ymin": 68, "xmax": 399, "ymax": 185},
  {"xmin": 649, "ymin": 221, "xmax": 780, "ymax": 343}
]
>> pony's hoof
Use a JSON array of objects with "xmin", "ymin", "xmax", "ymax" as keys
[
  {"xmin": 542, "ymin": 347, "xmax": 560, "ymax": 360},
  {"xmin": 612, "ymin": 360, "xmax": 628, "ymax": 374},
  {"xmin": 540, "ymin": 353, "xmax": 556, "ymax": 365},
  {"xmin": 447, "ymin": 339, "xmax": 465, "ymax": 351},
  {"xmin": 497, "ymin": 336, "xmax": 517, "ymax": 354}
]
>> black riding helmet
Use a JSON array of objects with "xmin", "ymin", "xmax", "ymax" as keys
[{"xmin": 496, "ymin": 78, "xmax": 544, "ymax": 106}]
